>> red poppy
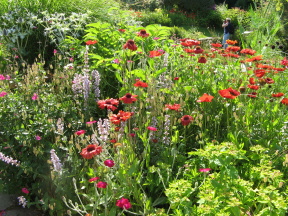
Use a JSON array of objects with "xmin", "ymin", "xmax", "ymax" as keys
[
  {"xmin": 197, "ymin": 93, "xmax": 214, "ymax": 102},
  {"xmin": 198, "ymin": 56, "xmax": 207, "ymax": 63},
  {"xmin": 225, "ymin": 46, "xmax": 241, "ymax": 52},
  {"xmin": 109, "ymin": 110, "xmax": 132, "ymax": 125},
  {"xmin": 86, "ymin": 40, "xmax": 98, "ymax": 45},
  {"xmin": 181, "ymin": 115, "xmax": 194, "ymax": 126},
  {"xmin": 218, "ymin": 87, "xmax": 240, "ymax": 99},
  {"xmin": 240, "ymin": 48, "xmax": 256, "ymax": 55},
  {"xmin": 226, "ymin": 39, "xmax": 238, "ymax": 45},
  {"xmin": 247, "ymin": 92, "xmax": 257, "ymax": 98},
  {"xmin": 123, "ymin": 39, "xmax": 137, "ymax": 51},
  {"xmin": 211, "ymin": 43, "xmax": 222, "ymax": 48},
  {"xmin": 97, "ymin": 98, "xmax": 119, "ymax": 111},
  {"xmin": 165, "ymin": 104, "xmax": 181, "ymax": 111},
  {"xmin": 134, "ymin": 80, "xmax": 148, "ymax": 87},
  {"xmin": 137, "ymin": 29, "xmax": 150, "ymax": 38},
  {"xmin": 119, "ymin": 93, "xmax": 137, "ymax": 104},
  {"xmin": 281, "ymin": 98, "xmax": 288, "ymax": 105},
  {"xmin": 247, "ymin": 84, "xmax": 259, "ymax": 90},
  {"xmin": 265, "ymin": 78, "xmax": 274, "ymax": 84},
  {"xmin": 80, "ymin": 144, "xmax": 102, "ymax": 159},
  {"xmin": 272, "ymin": 93, "xmax": 284, "ymax": 97},
  {"xmin": 149, "ymin": 50, "xmax": 163, "ymax": 57},
  {"xmin": 118, "ymin": 29, "xmax": 126, "ymax": 32},
  {"xmin": 75, "ymin": 130, "xmax": 86, "ymax": 135}
]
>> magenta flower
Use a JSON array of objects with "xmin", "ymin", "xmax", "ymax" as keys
[
  {"xmin": 75, "ymin": 130, "xmax": 86, "ymax": 135},
  {"xmin": 104, "ymin": 159, "xmax": 115, "ymax": 168},
  {"xmin": 0, "ymin": 92, "xmax": 7, "ymax": 97},
  {"xmin": 22, "ymin": 188, "xmax": 30, "ymax": 194},
  {"xmin": 31, "ymin": 93, "xmax": 38, "ymax": 100},
  {"xmin": 53, "ymin": 49, "xmax": 57, "ymax": 54},
  {"xmin": 35, "ymin": 135, "xmax": 41, "ymax": 140},
  {"xmin": 116, "ymin": 198, "xmax": 132, "ymax": 209},
  {"xmin": 0, "ymin": 74, "xmax": 5, "ymax": 80},
  {"xmin": 199, "ymin": 168, "xmax": 211, "ymax": 173},
  {"xmin": 112, "ymin": 59, "xmax": 121, "ymax": 64},
  {"xmin": 89, "ymin": 177, "xmax": 100, "ymax": 182},
  {"xmin": 147, "ymin": 126, "xmax": 157, "ymax": 131},
  {"xmin": 86, "ymin": 120, "xmax": 97, "ymax": 124},
  {"xmin": 96, "ymin": 181, "xmax": 107, "ymax": 188}
]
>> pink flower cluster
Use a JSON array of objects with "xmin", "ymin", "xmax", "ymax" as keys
[{"xmin": 0, "ymin": 74, "xmax": 10, "ymax": 80}]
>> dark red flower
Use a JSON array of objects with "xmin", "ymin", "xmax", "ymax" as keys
[
  {"xmin": 137, "ymin": 29, "xmax": 150, "ymax": 38},
  {"xmin": 119, "ymin": 93, "xmax": 138, "ymax": 104},
  {"xmin": 272, "ymin": 93, "xmax": 284, "ymax": 97},
  {"xmin": 97, "ymin": 98, "xmax": 119, "ymax": 111},
  {"xmin": 197, "ymin": 93, "xmax": 214, "ymax": 102},
  {"xmin": 265, "ymin": 78, "xmax": 274, "ymax": 84},
  {"xmin": 86, "ymin": 40, "xmax": 98, "ymax": 45},
  {"xmin": 280, "ymin": 57, "xmax": 288, "ymax": 66},
  {"xmin": 123, "ymin": 39, "xmax": 137, "ymax": 51},
  {"xmin": 134, "ymin": 80, "xmax": 148, "ymax": 87},
  {"xmin": 247, "ymin": 84, "xmax": 259, "ymax": 90},
  {"xmin": 118, "ymin": 29, "xmax": 126, "ymax": 32},
  {"xmin": 104, "ymin": 159, "xmax": 115, "ymax": 167},
  {"xmin": 198, "ymin": 56, "xmax": 207, "ymax": 63},
  {"xmin": 96, "ymin": 181, "xmax": 107, "ymax": 188},
  {"xmin": 218, "ymin": 87, "xmax": 240, "ymax": 99},
  {"xmin": 247, "ymin": 92, "xmax": 257, "ymax": 98},
  {"xmin": 193, "ymin": 46, "xmax": 204, "ymax": 54},
  {"xmin": 109, "ymin": 111, "xmax": 132, "ymax": 125},
  {"xmin": 116, "ymin": 198, "xmax": 132, "ymax": 209},
  {"xmin": 80, "ymin": 144, "xmax": 102, "ymax": 159},
  {"xmin": 181, "ymin": 115, "xmax": 194, "ymax": 126}
]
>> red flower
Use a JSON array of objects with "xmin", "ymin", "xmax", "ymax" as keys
[
  {"xmin": 197, "ymin": 93, "xmax": 214, "ymax": 102},
  {"xmin": 134, "ymin": 80, "xmax": 148, "ymax": 87},
  {"xmin": 149, "ymin": 50, "xmax": 164, "ymax": 57},
  {"xmin": 119, "ymin": 93, "xmax": 138, "ymax": 104},
  {"xmin": 245, "ymin": 55, "xmax": 263, "ymax": 62},
  {"xmin": 80, "ymin": 144, "xmax": 102, "ymax": 159},
  {"xmin": 110, "ymin": 139, "xmax": 117, "ymax": 143},
  {"xmin": 193, "ymin": 46, "xmax": 204, "ymax": 54},
  {"xmin": 198, "ymin": 56, "xmax": 207, "ymax": 63},
  {"xmin": 218, "ymin": 87, "xmax": 240, "ymax": 99},
  {"xmin": 256, "ymin": 64, "xmax": 273, "ymax": 69},
  {"xmin": 165, "ymin": 104, "xmax": 181, "ymax": 111},
  {"xmin": 226, "ymin": 39, "xmax": 237, "ymax": 45},
  {"xmin": 22, "ymin": 188, "xmax": 30, "ymax": 194},
  {"xmin": 86, "ymin": 40, "xmax": 98, "ymax": 45},
  {"xmin": 249, "ymin": 77, "xmax": 255, "ymax": 84},
  {"xmin": 174, "ymin": 77, "xmax": 179, "ymax": 80},
  {"xmin": 247, "ymin": 92, "xmax": 257, "ymax": 98},
  {"xmin": 89, "ymin": 177, "xmax": 100, "ymax": 182},
  {"xmin": 211, "ymin": 43, "xmax": 222, "ymax": 48},
  {"xmin": 254, "ymin": 69, "xmax": 266, "ymax": 78},
  {"xmin": 247, "ymin": 84, "xmax": 259, "ymax": 90},
  {"xmin": 226, "ymin": 46, "xmax": 241, "ymax": 52},
  {"xmin": 183, "ymin": 48, "xmax": 194, "ymax": 53},
  {"xmin": 240, "ymin": 48, "xmax": 256, "ymax": 55},
  {"xmin": 281, "ymin": 98, "xmax": 288, "ymax": 105},
  {"xmin": 123, "ymin": 39, "xmax": 137, "ymax": 51},
  {"xmin": 199, "ymin": 168, "xmax": 211, "ymax": 172},
  {"xmin": 180, "ymin": 39, "xmax": 200, "ymax": 47},
  {"xmin": 116, "ymin": 198, "xmax": 132, "ymax": 209},
  {"xmin": 137, "ymin": 29, "xmax": 150, "ymax": 38},
  {"xmin": 280, "ymin": 57, "xmax": 288, "ymax": 66},
  {"xmin": 96, "ymin": 181, "xmax": 107, "ymax": 188},
  {"xmin": 272, "ymin": 93, "xmax": 284, "ymax": 97},
  {"xmin": 147, "ymin": 126, "xmax": 157, "ymax": 131},
  {"xmin": 97, "ymin": 98, "xmax": 119, "ymax": 111},
  {"xmin": 265, "ymin": 78, "xmax": 274, "ymax": 84},
  {"xmin": 104, "ymin": 159, "xmax": 115, "ymax": 167},
  {"xmin": 75, "ymin": 130, "xmax": 86, "ymax": 135},
  {"xmin": 181, "ymin": 115, "xmax": 193, "ymax": 126},
  {"xmin": 118, "ymin": 29, "xmax": 126, "ymax": 32},
  {"xmin": 109, "ymin": 111, "xmax": 132, "ymax": 125}
]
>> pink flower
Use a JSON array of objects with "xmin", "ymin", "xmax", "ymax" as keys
[
  {"xmin": 199, "ymin": 168, "xmax": 211, "ymax": 173},
  {"xmin": 0, "ymin": 74, "xmax": 5, "ymax": 80},
  {"xmin": 0, "ymin": 92, "xmax": 7, "ymax": 97},
  {"xmin": 53, "ymin": 49, "xmax": 57, "ymax": 54},
  {"xmin": 96, "ymin": 181, "xmax": 107, "ymax": 188},
  {"xmin": 104, "ymin": 159, "xmax": 115, "ymax": 167},
  {"xmin": 112, "ymin": 59, "xmax": 121, "ymax": 64},
  {"xmin": 86, "ymin": 120, "xmax": 97, "ymax": 124},
  {"xmin": 35, "ymin": 135, "xmax": 41, "ymax": 140},
  {"xmin": 5, "ymin": 75, "xmax": 10, "ymax": 80},
  {"xmin": 116, "ymin": 198, "xmax": 132, "ymax": 209},
  {"xmin": 22, "ymin": 188, "xmax": 30, "ymax": 194},
  {"xmin": 31, "ymin": 93, "xmax": 38, "ymax": 100},
  {"xmin": 75, "ymin": 130, "xmax": 86, "ymax": 135},
  {"xmin": 89, "ymin": 177, "xmax": 100, "ymax": 182},
  {"xmin": 147, "ymin": 126, "xmax": 157, "ymax": 131}
]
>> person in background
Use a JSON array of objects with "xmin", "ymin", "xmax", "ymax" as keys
[{"xmin": 222, "ymin": 18, "xmax": 232, "ymax": 49}]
